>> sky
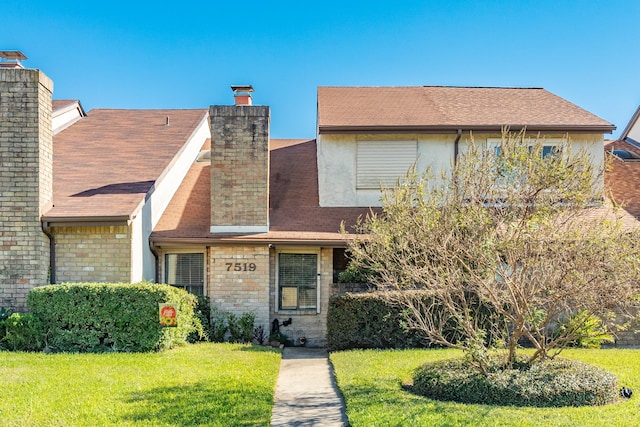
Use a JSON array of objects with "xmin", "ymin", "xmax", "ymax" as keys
[{"xmin": 3, "ymin": 0, "xmax": 639, "ymax": 139}]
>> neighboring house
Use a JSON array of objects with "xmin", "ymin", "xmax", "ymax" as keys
[
  {"xmin": 605, "ymin": 105, "xmax": 640, "ymax": 218},
  {"xmin": 0, "ymin": 53, "xmax": 622, "ymax": 346}
]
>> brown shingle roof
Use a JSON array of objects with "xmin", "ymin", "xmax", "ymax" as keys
[
  {"xmin": 317, "ymin": 86, "xmax": 615, "ymax": 133},
  {"xmin": 44, "ymin": 108, "xmax": 208, "ymax": 221},
  {"xmin": 152, "ymin": 139, "xmax": 372, "ymax": 245}
]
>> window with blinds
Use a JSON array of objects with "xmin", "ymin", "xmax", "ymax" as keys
[
  {"xmin": 165, "ymin": 253, "xmax": 204, "ymax": 295},
  {"xmin": 278, "ymin": 253, "xmax": 318, "ymax": 310},
  {"xmin": 356, "ymin": 140, "xmax": 417, "ymax": 189}
]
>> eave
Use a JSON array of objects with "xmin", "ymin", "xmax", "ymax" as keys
[{"xmin": 318, "ymin": 124, "xmax": 616, "ymax": 135}]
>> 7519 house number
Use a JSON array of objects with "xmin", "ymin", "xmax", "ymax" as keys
[{"xmin": 225, "ymin": 262, "xmax": 257, "ymax": 272}]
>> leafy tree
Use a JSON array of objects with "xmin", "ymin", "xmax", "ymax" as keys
[{"xmin": 344, "ymin": 129, "xmax": 640, "ymax": 373}]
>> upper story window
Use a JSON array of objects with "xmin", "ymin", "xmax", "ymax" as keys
[
  {"xmin": 356, "ymin": 140, "xmax": 417, "ymax": 189},
  {"xmin": 488, "ymin": 138, "xmax": 561, "ymax": 159},
  {"xmin": 165, "ymin": 253, "xmax": 205, "ymax": 295}
]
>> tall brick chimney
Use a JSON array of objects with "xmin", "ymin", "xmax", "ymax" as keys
[
  {"xmin": 210, "ymin": 85, "xmax": 270, "ymax": 233},
  {"xmin": 0, "ymin": 51, "xmax": 53, "ymax": 309}
]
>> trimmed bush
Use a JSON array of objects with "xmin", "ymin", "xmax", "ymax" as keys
[
  {"xmin": 27, "ymin": 282, "xmax": 197, "ymax": 352},
  {"xmin": 328, "ymin": 291, "xmax": 504, "ymax": 352},
  {"xmin": 412, "ymin": 355, "xmax": 619, "ymax": 407},
  {"xmin": 327, "ymin": 292, "xmax": 430, "ymax": 351}
]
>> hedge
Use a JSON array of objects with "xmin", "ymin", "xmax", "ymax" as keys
[
  {"xmin": 27, "ymin": 282, "xmax": 197, "ymax": 352},
  {"xmin": 327, "ymin": 290, "xmax": 503, "ymax": 351},
  {"xmin": 327, "ymin": 291, "xmax": 430, "ymax": 351},
  {"xmin": 412, "ymin": 356, "xmax": 619, "ymax": 407}
]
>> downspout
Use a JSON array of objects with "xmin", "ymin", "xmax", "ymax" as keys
[
  {"xmin": 454, "ymin": 128, "xmax": 462, "ymax": 164},
  {"xmin": 41, "ymin": 221, "xmax": 55, "ymax": 284},
  {"xmin": 149, "ymin": 240, "xmax": 159, "ymax": 283}
]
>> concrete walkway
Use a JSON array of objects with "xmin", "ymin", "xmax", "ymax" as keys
[{"xmin": 270, "ymin": 347, "xmax": 349, "ymax": 426}]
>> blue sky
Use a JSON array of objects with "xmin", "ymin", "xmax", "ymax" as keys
[{"xmin": 3, "ymin": 0, "xmax": 639, "ymax": 138}]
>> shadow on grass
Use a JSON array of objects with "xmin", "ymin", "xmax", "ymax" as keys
[{"xmin": 120, "ymin": 381, "xmax": 273, "ymax": 426}]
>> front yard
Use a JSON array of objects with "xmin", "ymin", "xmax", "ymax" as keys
[
  {"xmin": 0, "ymin": 343, "xmax": 281, "ymax": 427},
  {"xmin": 330, "ymin": 348, "xmax": 640, "ymax": 426},
  {"xmin": 2, "ymin": 343, "xmax": 638, "ymax": 426}
]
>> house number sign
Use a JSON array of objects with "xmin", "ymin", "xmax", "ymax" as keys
[{"xmin": 226, "ymin": 262, "xmax": 257, "ymax": 272}]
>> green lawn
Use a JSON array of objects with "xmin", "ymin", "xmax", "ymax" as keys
[
  {"xmin": 330, "ymin": 348, "xmax": 640, "ymax": 427},
  {"xmin": 0, "ymin": 343, "xmax": 281, "ymax": 427}
]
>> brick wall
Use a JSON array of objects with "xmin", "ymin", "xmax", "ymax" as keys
[
  {"xmin": 209, "ymin": 105, "xmax": 270, "ymax": 231},
  {"xmin": 53, "ymin": 226, "xmax": 131, "ymax": 283},
  {"xmin": 605, "ymin": 145, "xmax": 640, "ymax": 218},
  {"xmin": 0, "ymin": 68, "xmax": 53, "ymax": 310},
  {"xmin": 208, "ymin": 245, "xmax": 270, "ymax": 329}
]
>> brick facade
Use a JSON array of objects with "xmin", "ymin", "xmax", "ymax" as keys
[
  {"xmin": 209, "ymin": 105, "xmax": 270, "ymax": 231},
  {"xmin": 0, "ymin": 68, "xmax": 53, "ymax": 310},
  {"xmin": 52, "ymin": 226, "xmax": 131, "ymax": 283},
  {"xmin": 208, "ymin": 245, "xmax": 270, "ymax": 329}
]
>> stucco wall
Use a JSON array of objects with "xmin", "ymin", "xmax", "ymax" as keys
[
  {"xmin": 317, "ymin": 132, "xmax": 606, "ymax": 207},
  {"xmin": 53, "ymin": 226, "xmax": 131, "ymax": 283}
]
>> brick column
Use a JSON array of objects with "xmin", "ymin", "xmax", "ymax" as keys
[{"xmin": 0, "ymin": 68, "xmax": 53, "ymax": 310}]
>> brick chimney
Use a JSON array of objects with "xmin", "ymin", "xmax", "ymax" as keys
[
  {"xmin": 210, "ymin": 85, "xmax": 270, "ymax": 233},
  {"xmin": 0, "ymin": 51, "xmax": 53, "ymax": 309}
]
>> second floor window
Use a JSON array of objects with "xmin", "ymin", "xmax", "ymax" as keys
[{"xmin": 356, "ymin": 140, "xmax": 417, "ymax": 189}]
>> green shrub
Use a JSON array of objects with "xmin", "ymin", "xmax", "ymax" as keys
[
  {"xmin": 412, "ymin": 355, "xmax": 619, "ymax": 407},
  {"xmin": 0, "ymin": 312, "xmax": 44, "ymax": 352},
  {"xmin": 328, "ymin": 291, "xmax": 503, "ymax": 352},
  {"xmin": 209, "ymin": 306, "xmax": 229, "ymax": 343},
  {"xmin": 327, "ymin": 292, "xmax": 430, "ymax": 351},
  {"xmin": 337, "ymin": 261, "xmax": 372, "ymax": 283},
  {"xmin": 188, "ymin": 295, "xmax": 211, "ymax": 343},
  {"xmin": 237, "ymin": 312, "xmax": 255, "ymax": 344},
  {"xmin": 554, "ymin": 310, "xmax": 614, "ymax": 348},
  {"xmin": 27, "ymin": 282, "xmax": 197, "ymax": 352}
]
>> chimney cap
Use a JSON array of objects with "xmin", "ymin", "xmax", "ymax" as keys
[
  {"xmin": 230, "ymin": 85, "xmax": 254, "ymax": 94},
  {"xmin": 0, "ymin": 51, "xmax": 27, "ymax": 69},
  {"xmin": 0, "ymin": 51, "xmax": 27, "ymax": 60}
]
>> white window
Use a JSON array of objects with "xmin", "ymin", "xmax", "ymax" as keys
[
  {"xmin": 277, "ymin": 251, "xmax": 319, "ymax": 311},
  {"xmin": 356, "ymin": 140, "xmax": 417, "ymax": 189},
  {"xmin": 165, "ymin": 253, "xmax": 205, "ymax": 295}
]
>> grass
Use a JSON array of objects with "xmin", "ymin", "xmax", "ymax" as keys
[
  {"xmin": 0, "ymin": 343, "xmax": 281, "ymax": 427},
  {"xmin": 330, "ymin": 348, "xmax": 640, "ymax": 427}
]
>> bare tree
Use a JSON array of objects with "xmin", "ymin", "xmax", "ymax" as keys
[{"xmin": 345, "ymin": 129, "xmax": 640, "ymax": 373}]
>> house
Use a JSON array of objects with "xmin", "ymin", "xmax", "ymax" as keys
[
  {"xmin": 0, "ymin": 53, "xmax": 620, "ymax": 346},
  {"xmin": 605, "ymin": 105, "xmax": 640, "ymax": 219}
]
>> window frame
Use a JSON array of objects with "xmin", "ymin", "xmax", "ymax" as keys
[
  {"xmin": 164, "ymin": 250, "xmax": 206, "ymax": 296},
  {"xmin": 276, "ymin": 248, "xmax": 321, "ymax": 314}
]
